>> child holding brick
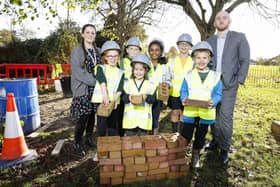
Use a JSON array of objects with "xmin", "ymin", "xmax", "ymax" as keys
[
  {"xmin": 91, "ymin": 41, "xmax": 124, "ymax": 137},
  {"xmin": 148, "ymin": 39, "xmax": 171, "ymax": 135},
  {"xmin": 122, "ymin": 54, "xmax": 157, "ymax": 136},
  {"xmin": 118, "ymin": 37, "xmax": 142, "ymax": 136},
  {"xmin": 180, "ymin": 41, "xmax": 222, "ymax": 168},
  {"xmin": 168, "ymin": 33, "xmax": 194, "ymax": 133}
]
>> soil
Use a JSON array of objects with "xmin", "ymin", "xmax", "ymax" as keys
[{"xmin": 0, "ymin": 92, "xmax": 100, "ymax": 186}]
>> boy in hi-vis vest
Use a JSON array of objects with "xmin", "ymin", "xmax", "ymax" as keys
[
  {"xmin": 122, "ymin": 54, "xmax": 157, "ymax": 135},
  {"xmin": 180, "ymin": 41, "xmax": 222, "ymax": 168},
  {"xmin": 168, "ymin": 33, "xmax": 194, "ymax": 133},
  {"xmin": 118, "ymin": 37, "xmax": 142, "ymax": 136},
  {"xmin": 91, "ymin": 41, "xmax": 124, "ymax": 137}
]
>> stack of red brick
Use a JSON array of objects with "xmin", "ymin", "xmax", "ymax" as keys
[{"xmin": 98, "ymin": 133, "xmax": 189, "ymax": 185}]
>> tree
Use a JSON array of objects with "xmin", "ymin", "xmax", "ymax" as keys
[
  {"xmin": 161, "ymin": 0, "xmax": 280, "ymax": 40},
  {"xmin": 93, "ymin": 0, "xmax": 157, "ymax": 47}
]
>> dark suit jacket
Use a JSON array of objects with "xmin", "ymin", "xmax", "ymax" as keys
[{"xmin": 207, "ymin": 31, "xmax": 250, "ymax": 89}]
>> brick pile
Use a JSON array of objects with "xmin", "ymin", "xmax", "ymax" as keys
[{"xmin": 97, "ymin": 133, "xmax": 189, "ymax": 185}]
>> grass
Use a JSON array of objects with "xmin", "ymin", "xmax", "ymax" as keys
[
  {"xmin": 0, "ymin": 87, "xmax": 279, "ymax": 186},
  {"xmin": 245, "ymin": 65, "xmax": 280, "ymax": 88}
]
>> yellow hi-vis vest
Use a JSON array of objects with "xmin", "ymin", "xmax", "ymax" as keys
[
  {"xmin": 120, "ymin": 57, "xmax": 132, "ymax": 79},
  {"xmin": 51, "ymin": 64, "xmax": 63, "ymax": 79},
  {"xmin": 183, "ymin": 69, "xmax": 221, "ymax": 120},
  {"xmin": 168, "ymin": 55, "xmax": 193, "ymax": 97},
  {"xmin": 148, "ymin": 63, "xmax": 170, "ymax": 99},
  {"xmin": 123, "ymin": 79, "xmax": 156, "ymax": 131},
  {"xmin": 91, "ymin": 64, "xmax": 124, "ymax": 104}
]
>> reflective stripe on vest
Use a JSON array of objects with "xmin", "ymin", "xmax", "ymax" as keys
[
  {"xmin": 168, "ymin": 55, "xmax": 193, "ymax": 97},
  {"xmin": 123, "ymin": 79, "xmax": 155, "ymax": 130},
  {"xmin": 91, "ymin": 64, "xmax": 124, "ymax": 103},
  {"xmin": 183, "ymin": 69, "xmax": 221, "ymax": 120}
]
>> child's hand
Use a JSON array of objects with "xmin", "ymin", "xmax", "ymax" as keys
[
  {"xmin": 102, "ymin": 94, "xmax": 109, "ymax": 105},
  {"xmin": 114, "ymin": 102, "xmax": 118, "ymax": 109},
  {"xmin": 142, "ymin": 94, "xmax": 147, "ymax": 102},
  {"xmin": 208, "ymin": 99, "xmax": 214, "ymax": 108},
  {"xmin": 182, "ymin": 98, "xmax": 188, "ymax": 106}
]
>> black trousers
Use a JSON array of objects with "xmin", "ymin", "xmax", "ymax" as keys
[
  {"xmin": 75, "ymin": 112, "xmax": 95, "ymax": 144},
  {"xmin": 181, "ymin": 121, "xmax": 209, "ymax": 150},
  {"xmin": 97, "ymin": 108, "xmax": 119, "ymax": 136},
  {"xmin": 152, "ymin": 100, "xmax": 161, "ymax": 129}
]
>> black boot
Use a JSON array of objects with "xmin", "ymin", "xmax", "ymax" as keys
[
  {"xmin": 85, "ymin": 135, "xmax": 97, "ymax": 149},
  {"xmin": 205, "ymin": 139, "xmax": 218, "ymax": 151},
  {"xmin": 75, "ymin": 143, "xmax": 86, "ymax": 156},
  {"xmin": 220, "ymin": 149, "xmax": 229, "ymax": 165}
]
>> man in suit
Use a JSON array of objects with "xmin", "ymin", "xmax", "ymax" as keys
[{"xmin": 206, "ymin": 11, "xmax": 250, "ymax": 164}]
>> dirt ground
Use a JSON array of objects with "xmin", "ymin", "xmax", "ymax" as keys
[{"xmin": 0, "ymin": 92, "xmax": 101, "ymax": 186}]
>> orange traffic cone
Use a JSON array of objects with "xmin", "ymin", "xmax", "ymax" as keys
[{"xmin": 1, "ymin": 93, "xmax": 30, "ymax": 160}]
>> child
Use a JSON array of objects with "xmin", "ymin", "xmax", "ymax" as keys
[
  {"xmin": 148, "ymin": 39, "xmax": 171, "ymax": 134},
  {"xmin": 122, "ymin": 54, "xmax": 156, "ymax": 135},
  {"xmin": 118, "ymin": 37, "xmax": 142, "ymax": 136},
  {"xmin": 91, "ymin": 41, "xmax": 124, "ymax": 136},
  {"xmin": 168, "ymin": 33, "xmax": 193, "ymax": 133},
  {"xmin": 120, "ymin": 37, "xmax": 142, "ymax": 79},
  {"xmin": 180, "ymin": 41, "xmax": 222, "ymax": 168}
]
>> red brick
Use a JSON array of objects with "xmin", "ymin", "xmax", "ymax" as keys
[
  {"xmin": 170, "ymin": 165, "xmax": 179, "ymax": 172},
  {"xmin": 98, "ymin": 136, "xmax": 121, "ymax": 152},
  {"xmin": 125, "ymin": 164, "xmax": 148, "ymax": 172},
  {"xmin": 122, "ymin": 149, "xmax": 145, "ymax": 157},
  {"xmin": 125, "ymin": 172, "xmax": 136, "ymax": 179},
  {"xmin": 99, "ymin": 158, "xmax": 122, "ymax": 165},
  {"xmin": 168, "ymin": 153, "xmax": 176, "ymax": 160},
  {"xmin": 136, "ymin": 171, "xmax": 148, "ymax": 177},
  {"xmin": 97, "ymin": 152, "xmax": 108, "ymax": 159},
  {"xmin": 121, "ymin": 136, "xmax": 142, "ymax": 150},
  {"xmin": 176, "ymin": 151, "xmax": 186, "ymax": 159},
  {"xmin": 132, "ymin": 141, "xmax": 142, "ymax": 149},
  {"xmin": 148, "ymin": 162, "xmax": 159, "ymax": 170},
  {"xmin": 101, "ymin": 165, "xmax": 113, "ymax": 172},
  {"xmin": 98, "ymin": 142, "xmax": 121, "ymax": 152},
  {"xmin": 168, "ymin": 146, "xmax": 186, "ymax": 154},
  {"xmin": 98, "ymin": 136, "xmax": 120, "ymax": 142},
  {"xmin": 159, "ymin": 161, "xmax": 169, "ymax": 168},
  {"xmin": 144, "ymin": 139, "xmax": 166, "ymax": 149},
  {"xmin": 148, "ymin": 167, "xmax": 169, "ymax": 175},
  {"xmin": 123, "ymin": 176, "xmax": 146, "ymax": 184},
  {"xmin": 169, "ymin": 158, "xmax": 186, "ymax": 165},
  {"xmin": 146, "ymin": 149, "xmax": 157, "ymax": 157},
  {"xmin": 123, "ymin": 157, "xmax": 134, "ymax": 165},
  {"xmin": 167, "ymin": 171, "xmax": 188, "ymax": 179},
  {"xmin": 100, "ymin": 171, "xmax": 124, "ymax": 178},
  {"xmin": 111, "ymin": 177, "xmax": 123, "ymax": 185},
  {"xmin": 114, "ymin": 165, "xmax": 124, "ymax": 172},
  {"xmin": 134, "ymin": 156, "xmax": 146, "ymax": 164},
  {"xmin": 147, "ymin": 156, "xmax": 167, "ymax": 163},
  {"xmin": 99, "ymin": 177, "xmax": 110, "ymax": 185},
  {"xmin": 180, "ymin": 164, "xmax": 190, "ymax": 172},
  {"xmin": 146, "ymin": 174, "xmax": 166, "ymax": 181},
  {"xmin": 178, "ymin": 136, "xmax": 188, "ymax": 147},
  {"xmin": 109, "ymin": 151, "xmax": 121, "ymax": 159},
  {"xmin": 157, "ymin": 148, "xmax": 168, "ymax": 156}
]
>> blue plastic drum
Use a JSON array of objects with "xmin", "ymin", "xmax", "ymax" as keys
[{"xmin": 0, "ymin": 78, "xmax": 41, "ymax": 134}]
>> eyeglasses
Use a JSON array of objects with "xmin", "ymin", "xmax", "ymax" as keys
[{"xmin": 106, "ymin": 55, "xmax": 119, "ymax": 59}]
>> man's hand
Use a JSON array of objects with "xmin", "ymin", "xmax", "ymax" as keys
[{"xmin": 208, "ymin": 99, "xmax": 214, "ymax": 108}]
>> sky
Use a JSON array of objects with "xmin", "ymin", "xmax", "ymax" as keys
[{"xmin": 1, "ymin": 2, "xmax": 280, "ymax": 60}]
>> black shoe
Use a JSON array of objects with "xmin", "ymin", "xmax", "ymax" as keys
[
  {"xmin": 75, "ymin": 143, "xmax": 86, "ymax": 156},
  {"xmin": 85, "ymin": 137, "xmax": 97, "ymax": 149},
  {"xmin": 220, "ymin": 149, "xmax": 229, "ymax": 165},
  {"xmin": 205, "ymin": 140, "xmax": 218, "ymax": 151}
]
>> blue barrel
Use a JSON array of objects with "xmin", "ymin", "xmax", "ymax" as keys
[{"xmin": 0, "ymin": 78, "xmax": 41, "ymax": 134}]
